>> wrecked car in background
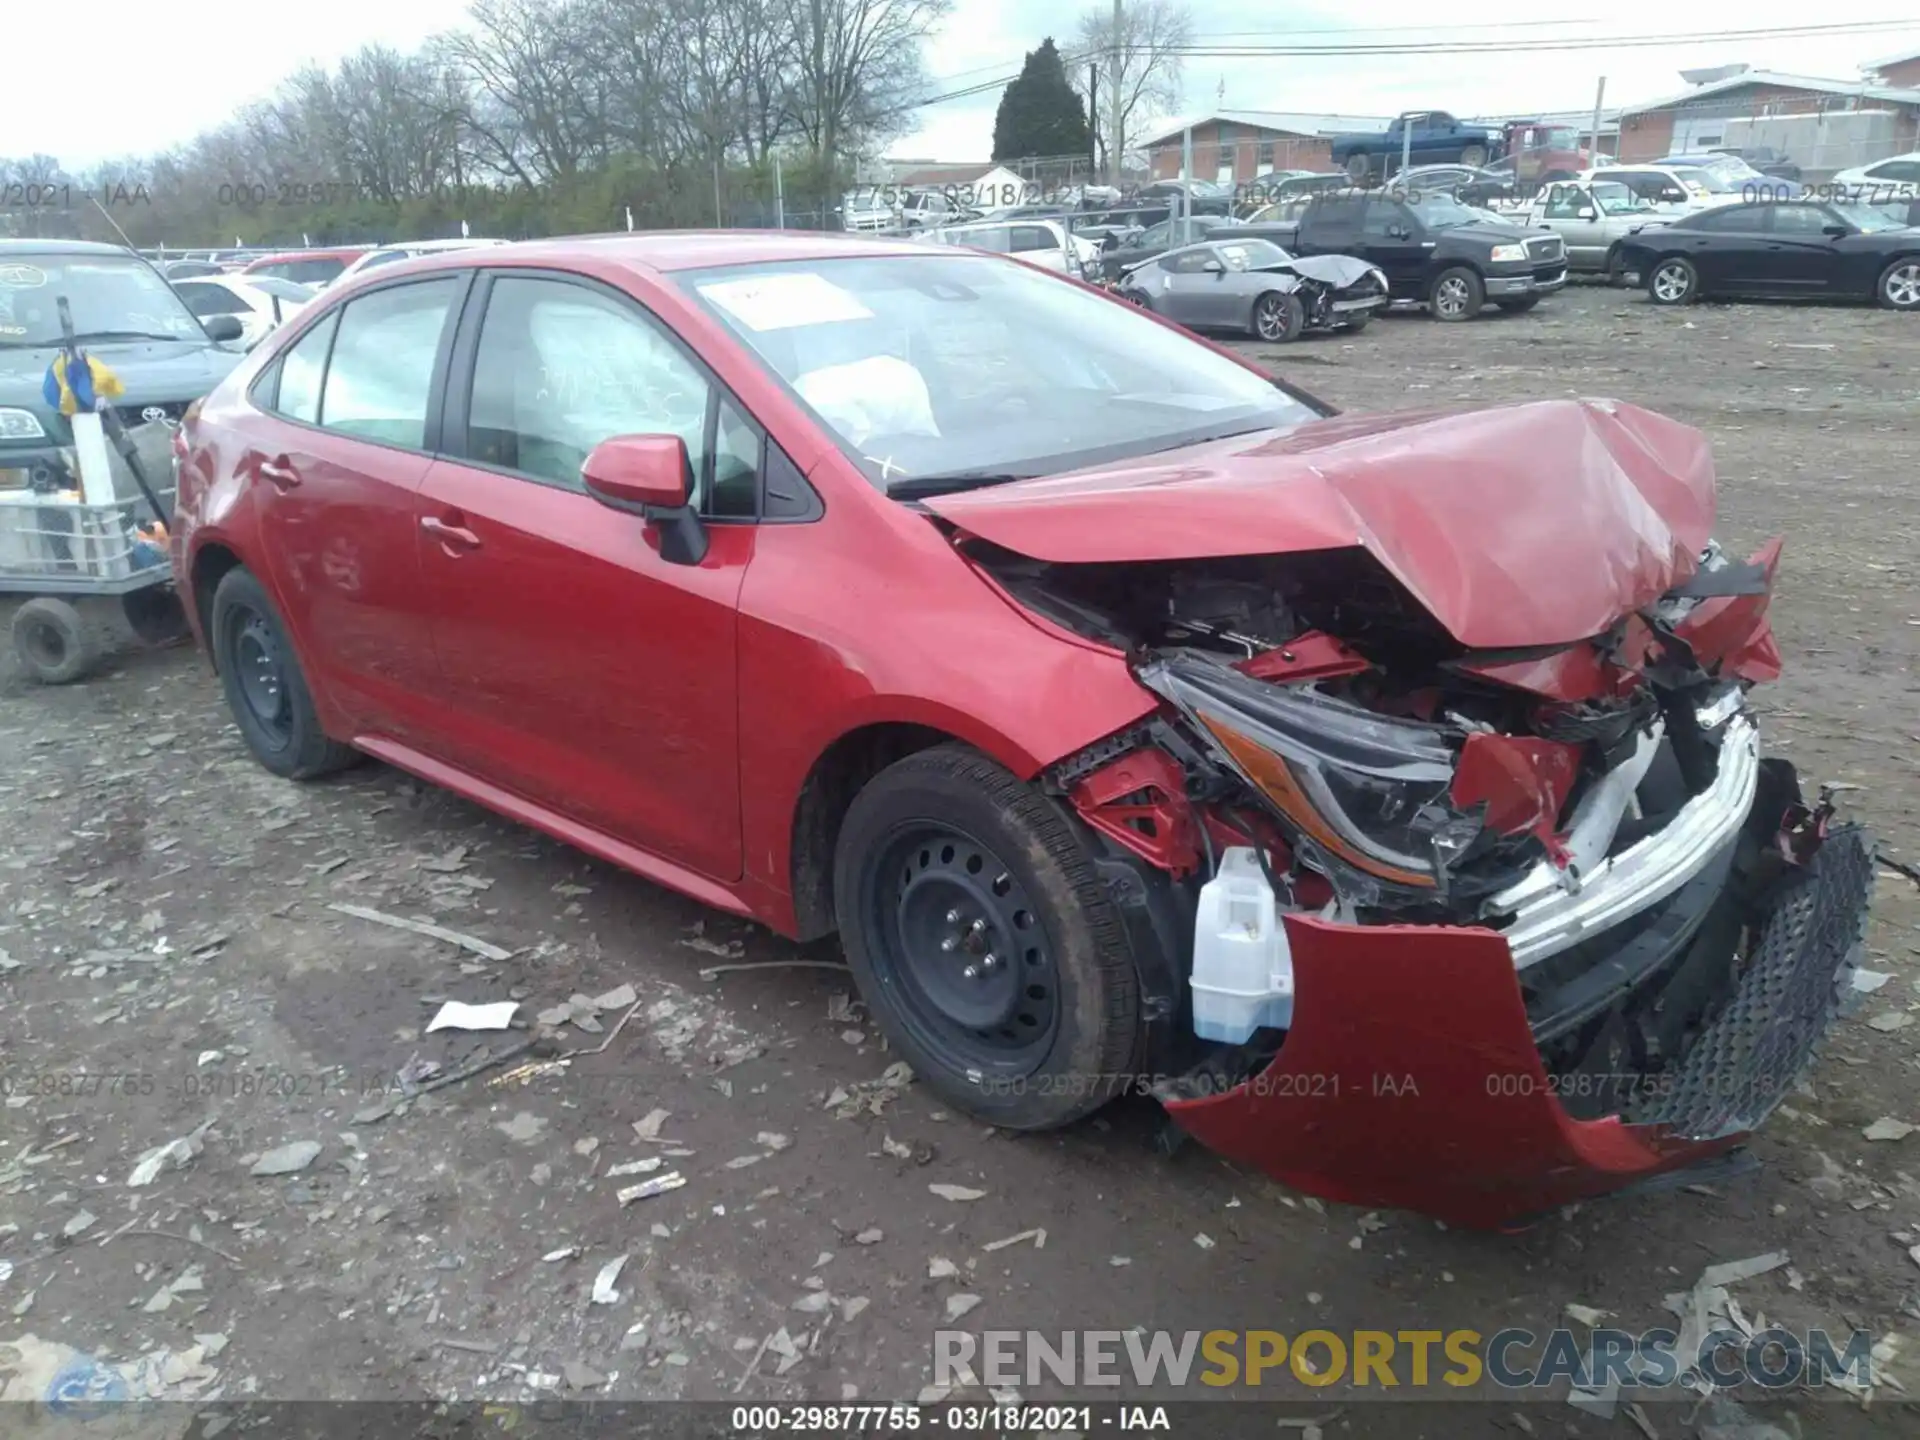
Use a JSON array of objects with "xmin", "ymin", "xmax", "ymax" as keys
[
  {"xmin": 1116, "ymin": 237, "xmax": 1387, "ymax": 341},
  {"xmin": 171, "ymin": 234, "xmax": 1873, "ymax": 1230}
]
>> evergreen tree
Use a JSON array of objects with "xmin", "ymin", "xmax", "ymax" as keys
[{"xmin": 992, "ymin": 39, "xmax": 1093, "ymax": 162}]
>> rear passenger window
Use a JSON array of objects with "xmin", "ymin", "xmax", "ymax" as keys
[
  {"xmin": 272, "ymin": 310, "xmax": 339, "ymax": 424},
  {"xmin": 319, "ymin": 279, "xmax": 458, "ymax": 449}
]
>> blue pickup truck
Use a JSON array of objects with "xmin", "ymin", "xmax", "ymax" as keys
[{"xmin": 1329, "ymin": 111, "xmax": 1504, "ymax": 182}]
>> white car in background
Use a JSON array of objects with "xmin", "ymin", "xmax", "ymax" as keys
[
  {"xmin": 333, "ymin": 237, "xmax": 510, "ymax": 285},
  {"xmin": 1579, "ymin": 165, "xmax": 1736, "ymax": 214},
  {"xmin": 169, "ymin": 274, "xmax": 317, "ymax": 348},
  {"xmin": 1830, "ymin": 152, "xmax": 1920, "ymax": 202},
  {"xmin": 923, "ymin": 218, "xmax": 1099, "ymax": 279}
]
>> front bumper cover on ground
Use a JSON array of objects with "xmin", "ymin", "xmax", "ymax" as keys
[{"xmin": 1160, "ymin": 815, "xmax": 1874, "ymax": 1229}]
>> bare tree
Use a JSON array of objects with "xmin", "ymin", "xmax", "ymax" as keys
[
  {"xmin": 1074, "ymin": 0, "xmax": 1189, "ymax": 178},
  {"xmin": 783, "ymin": 0, "xmax": 951, "ymax": 195},
  {"xmin": 437, "ymin": 0, "xmax": 605, "ymax": 185}
]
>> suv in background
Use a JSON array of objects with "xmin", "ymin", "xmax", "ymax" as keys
[{"xmin": 924, "ymin": 218, "xmax": 1098, "ymax": 279}]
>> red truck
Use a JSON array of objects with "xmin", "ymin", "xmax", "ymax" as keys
[{"xmin": 1499, "ymin": 120, "xmax": 1599, "ymax": 186}]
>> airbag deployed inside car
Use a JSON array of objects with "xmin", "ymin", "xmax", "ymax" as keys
[{"xmin": 794, "ymin": 356, "xmax": 940, "ymax": 445}]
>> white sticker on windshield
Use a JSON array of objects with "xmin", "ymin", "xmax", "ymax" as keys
[
  {"xmin": 0, "ymin": 264, "xmax": 47, "ymax": 288},
  {"xmin": 699, "ymin": 272, "xmax": 873, "ymax": 331}
]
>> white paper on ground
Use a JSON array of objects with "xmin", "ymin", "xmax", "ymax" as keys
[{"xmin": 425, "ymin": 1000, "xmax": 518, "ymax": 1033}]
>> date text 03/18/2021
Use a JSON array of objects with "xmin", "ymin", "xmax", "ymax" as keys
[{"xmin": 728, "ymin": 1404, "xmax": 1163, "ymax": 1433}]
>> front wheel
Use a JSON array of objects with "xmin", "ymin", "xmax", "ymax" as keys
[
  {"xmin": 832, "ymin": 745, "xmax": 1140, "ymax": 1130},
  {"xmin": 1876, "ymin": 257, "xmax": 1920, "ymax": 310},
  {"xmin": 1253, "ymin": 290, "xmax": 1306, "ymax": 342},
  {"xmin": 1344, "ymin": 153, "xmax": 1371, "ymax": 182},
  {"xmin": 1428, "ymin": 266, "xmax": 1484, "ymax": 321},
  {"xmin": 1648, "ymin": 256, "xmax": 1698, "ymax": 305},
  {"xmin": 1460, "ymin": 144, "xmax": 1489, "ymax": 168}
]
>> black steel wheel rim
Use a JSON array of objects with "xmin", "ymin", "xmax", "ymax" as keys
[
  {"xmin": 229, "ymin": 608, "xmax": 292, "ymax": 745},
  {"xmin": 21, "ymin": 617, "xmax": 66, "ymax": 670},
  {"xmin": 862, "ymin": 822, "xmax": 1060, "ymax": 1077}
]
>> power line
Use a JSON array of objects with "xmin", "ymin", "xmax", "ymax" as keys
[{"xmin": 908, "ymin": 18, "xmax": 1920, "ymax": 115}]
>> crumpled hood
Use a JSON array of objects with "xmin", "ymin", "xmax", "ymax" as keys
[{"xmin": 925, "ymin": 399, "xmax": 1717, "ymax": 650}]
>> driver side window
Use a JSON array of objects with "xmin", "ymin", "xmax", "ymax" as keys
[
  {"xmin": 1361, "ymin": 202, "xmax": 1410, "ymax": 239},
  {"xmin": 465, "ymin": 276, "xmax": 712, "ymax": 499},
  {"xmin": 1543, "ymin": 187, "xmax": 1589, "ymax": 220}
]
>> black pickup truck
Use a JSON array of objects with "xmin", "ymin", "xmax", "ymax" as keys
[{"xmin": 1234, "ymin": 187, "xmax": 1567, "ymax": 320}]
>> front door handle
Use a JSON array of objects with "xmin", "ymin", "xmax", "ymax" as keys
[
  {"xmin": 421, "ymin": 514, "xmax": 482, "ymax": 552},
  {"xmin": 257, "ymin": 454, "xmax": 300, "ymax": 490}
]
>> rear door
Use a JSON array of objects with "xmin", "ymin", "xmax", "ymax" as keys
[
  {"xmin": 246, "ymin": 275, "xmax": 467, "ymax": 742},
  {"xmin": 412, "ymin": 269, "xmax": 759, "ymax": 880},
  {"xmin": 1684, "ymin": 204, "xmax": 1773, "ymax": 290}
]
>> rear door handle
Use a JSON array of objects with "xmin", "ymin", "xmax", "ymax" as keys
[
  {"xmin": 421, "ymin": 514, "xmax": 482, "ymax": 552},
  {"xmin": 257, "ymin": 454, "xmax": 300, "ymax": 490}
]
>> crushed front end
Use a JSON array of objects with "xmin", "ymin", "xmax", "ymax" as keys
[{"xmin": 977, "ymin": 533, "xmax": 1875, "ymax": 1228}]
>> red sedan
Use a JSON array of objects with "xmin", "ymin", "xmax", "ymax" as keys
[{"xmin": 170, "ymin": 232, "xmax": 1873, "ymax": 1228}]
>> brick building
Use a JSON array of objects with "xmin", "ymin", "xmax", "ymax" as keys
[
  {"xmin": 1133, "ymin": 111, "xmax": 1394, "ymax": 183},
  {"xmin": 1864, "ymin": 48, "xmax": 1920, "ymax": 91},
  {"xmin": 1614, "ymin": 68, "xmax": 1920, "ymax": 173}
]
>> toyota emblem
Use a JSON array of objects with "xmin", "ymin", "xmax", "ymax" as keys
[{"xmin": 141, "ymin": 406, "xmax": 169, "ymax": 424}]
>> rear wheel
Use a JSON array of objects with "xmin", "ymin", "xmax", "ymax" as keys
[
  {"xmin": 210, "ymin": 567, "xmax": 359, "ymax": 780},
  {"xmin": 832, "ymin": 745, "xmax": 1140, "ymax": 1130},
  {"xmin": 1461, "ymin": 144, "xmax": 1489, "ymax": 167},
  {"xmin": 1648, "ymin": 256, "xmax": 1698, "ymax": 305},
  {"xmin": 1344, "ymin": 153, "xmax": 1371, "ymax": 183},
  {"xmin": 1876, "ymin": 257, "xmax": 1920, "ymax": 310},
  {"xmin": 1428, "ymin": 266, "xmax": 1484, "ymax": 321},
  {"xmin": 1253, "ymin": 290, "xmax": 1306, "ymax": 342},
  {"xmin": 11, "ymin": 597, "xmax": 94, "ymax": 685}
]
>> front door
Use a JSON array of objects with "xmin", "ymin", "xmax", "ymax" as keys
[
  {"xmin": 1759, "ymin": 203, "xmax": 1848, "ymax": 293},
  {"xmin": 1540, "ymin": 184, "xmax": 1605, "ymax": 268},
  {"xmin": 1359, "ymin": 199, "xmax": 1431, "ymax": 294},
  {"xmin": 247, "ymin": 276, "xmax": 466, "ymax": 743},
  {"xmin": 413, "ymin": 271, "xmax": 754, "ymax": 881}
]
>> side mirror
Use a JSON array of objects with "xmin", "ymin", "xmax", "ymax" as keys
[
  {"xmin": 203, "ymin": 314, "xmax": 244, "ymax": 343},
  {"xmin": 1202, "ymin": 258, "xmax": 1225, "ymax": 274},
  {"xmin": 582, "ymin": 434, "xmax": 707, "ymax": 565},
  {"xmin": 1822, "ymin": 223, "xmax": 1848, "ymax": 238},
  {"xmin": 1576, "ymin": 207, "xmax": 1597, "ymax": 220}
]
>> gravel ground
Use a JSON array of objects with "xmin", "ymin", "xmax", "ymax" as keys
[{"xmin": 1, "ymin": 282, "xmax": 1917, "ymax": 1436}]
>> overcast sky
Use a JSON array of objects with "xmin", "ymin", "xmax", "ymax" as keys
[{"xmin": 6, "ymin": 2, "xmax": 1917, "ymax": 171}]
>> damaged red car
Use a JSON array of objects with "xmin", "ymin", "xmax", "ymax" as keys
[{"xmin": 170, "ymin": 233, "xmax": 1875, "ymax": 1229}]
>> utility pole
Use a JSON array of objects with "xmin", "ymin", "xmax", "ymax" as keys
[
  {"xmin": 1089, "ymin": 64, "xmax": 1100, "ymax": 180},
  {"xmin": 1590, "ymin": 77, "xmax": 1608, "ymax": 162},
  {"xmin": 1108, "ymin": 0, "xmax": 1124, "ymax": 187}
]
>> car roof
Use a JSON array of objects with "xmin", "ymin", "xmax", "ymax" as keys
[
  {"xmin": 0, "ymin": 238, "xmax": 134, "ymax": 256},
  {"xmin": 344, "ymin": 230, "xmax": 995, "ymax": 277}
]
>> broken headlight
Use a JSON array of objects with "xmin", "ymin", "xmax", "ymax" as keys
[{"xmin": 1138, "ymin": 655, "xmax": 1481, "ymax": 893}]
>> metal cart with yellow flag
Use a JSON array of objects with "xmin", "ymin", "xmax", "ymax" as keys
[{"xmin": 2, "ymin": 298, "xmax": 184, "ymax": 684}]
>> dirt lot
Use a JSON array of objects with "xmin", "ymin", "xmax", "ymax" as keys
[{"xmin": 2, "ymin": 282, "xmax": 1918, "ymax": 1436}]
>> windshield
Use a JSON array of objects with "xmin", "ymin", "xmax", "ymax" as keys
[
  {"xmin": 1214, "ymin": 239, "xmax": 1292, "ymax": 269},
  {"xmin": 1672, "ymin": 167, "xmax": 1736, "ymax": 194},
  {"xmin": 1592, "ymin": 181, "xmax": 1650, "ymax": 212},
  {"xmin": 0, "ymin": 253, "xmax": 206, "ymax": 347},
  {"xmin": 1405, "ymin": 191, "xmax": 1486, "ymax": 230},
  {"xmin": 1830, "ymin": 202, "xmax": 1906, "ymax": 233},
  {"xmin": 678, "ymin": 255, "xmax": 1319, "ymax": 492}
]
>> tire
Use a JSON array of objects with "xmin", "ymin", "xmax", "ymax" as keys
[
  {"xmin": 11, "ymin": 597, "xmax": 95, "ymax": 685},
  {"xmin": 1428, "ymin": 265, "xmax": 1485, "ymax": 321},
  {"xmin": 1253, "ymin": 290, "xmax": 1306, "ymax": 342},
  {"xmin": 1341, "ymin": 310, "xmax": 1372, "ymax": 332},
  {"xmin": 210, "ymin": 567, "xmax": 359, "ymax": 780},
  {"xmin": 1461, "ymin": 144, "xmax": 1489, "ymax": 168},
  {"xmin": 1648, "ymin": 256, "xmax": 1698, "ymax": 305},
  {"xmin": 831, "ymin": 744, "xmax": 1140, "ymax": 1130},
  {"xmin": 1496, "ymin": 295, "xmax": 1541, "ymax": 313},
  {"xmin": 1344, "ymin": 152, "xmax": 1371, "ymax": 183},
  {"xmin": 1876, "ymin": 257, "xmax": 1920, "ymax": 311},
  {"xmin": 1604, "ymin": 246, "xmax": 1627, "ymax": 288}
]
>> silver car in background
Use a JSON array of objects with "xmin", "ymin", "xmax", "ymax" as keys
[
  {"xmin": 1117, "ymin": 237, "xmax": 1388, "ymax": 343},
  {"xmin": 1523, "ymin": 180, "xmax": 1674, "ymax": 283}
]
